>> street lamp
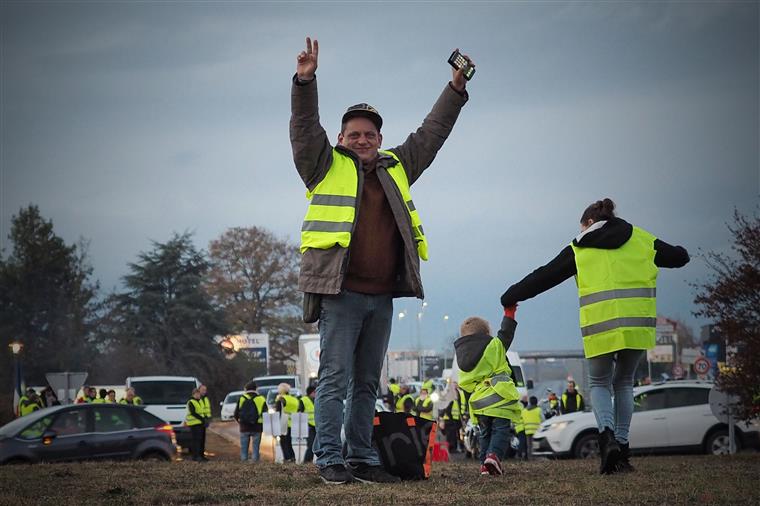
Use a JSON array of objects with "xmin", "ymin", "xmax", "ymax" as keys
[{"xmin": 9, "ymin": 341, "xmax": 23, "ymax": 418}]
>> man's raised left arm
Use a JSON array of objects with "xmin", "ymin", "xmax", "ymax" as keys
[{"xmin": 390, "ymin": 50, "xmax": 474, "ymax": 185}]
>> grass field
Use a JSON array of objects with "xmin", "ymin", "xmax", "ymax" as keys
[{"xmin": 1, "ymin": 431, "xmax": 758, "ymax": 505}]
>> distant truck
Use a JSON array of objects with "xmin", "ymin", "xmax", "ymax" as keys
[{"xmin": 297, "ymin": 334, "xmax": 320, "ymax": 390}]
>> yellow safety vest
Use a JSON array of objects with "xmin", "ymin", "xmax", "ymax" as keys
[
  {"xmin": 388, "ymin": 383, "xmax": 400, "ymax": 396},
  {"xmin": 561, "ymin": 393, "xmax": 582, "ymax": 411},
  {"xmin": 300, "ymin": 395, "xmax": 315, "ymax": 427},
  {"xmin": 415, "ymin": 397, "xmax": 434, "ymax": 421},
  {"xmin": 458, "ymin": 337, "xmax": 522, "ymax": 424},
  {"xmin": 200, "ymin": 396, "xmax": 211, "ymax": 418},
  {"xmin": 571, "ymin": 226, "xmax": 658, "ymax": 358},
  {"xmin": 185, "ymin": 399, "xmax": 204, "ymax": 426},
  {"xmin": 514, "ymin": 412, "xmax": 525, "ymax": 434},
  {"xmin": 300, "ymin": 149, "xmax": 429, "ymax": 261},
  {"xmin": 93, "ymin": 398, "xmax": 106, "ymax": 404},
  {"xmin": 119, "ymin": 396, "xmax": 142, "ymax": 405},
  {"xmin": 279, "ymin": 394, "xmax": 300, "ymax": 428},
  {"xmin": 19, "ymin": 399, "xmax": 39, "ymax": 416},
  {"xmin": 396, "ymin": 394, "xmax": 414, "ymax": 413},
  {"xmin": 238, "ymin": 393, "xmax": 266, "ymax": 424},
  {"xmin": 522, "ymin": 406, "xmax": 542, "ymax": 436}
]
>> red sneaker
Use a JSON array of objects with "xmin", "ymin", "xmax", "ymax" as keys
[
  {"xmin": 484, "ymin": 452, "xmax": 503, "ymax": 475},
  {"xmin": 479, "ymin": 464, "xmax": 490, "ymax": 476}
]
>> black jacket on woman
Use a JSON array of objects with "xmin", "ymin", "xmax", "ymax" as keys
[{"xmin": 501, "ymin": 218, "xmax": 690, "ymax": 307}]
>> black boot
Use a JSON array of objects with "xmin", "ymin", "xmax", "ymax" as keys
[
  {"xmin": 615, "ymin": 442, "xmax": 634, "ymax": 473},
  {"xmin": 598, "ymin": 428, "xmax": 620, "ymax": 475}
]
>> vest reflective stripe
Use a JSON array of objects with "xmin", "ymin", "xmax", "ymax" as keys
[
  {"xmin": 300, "ymin": 149, "xmax": 429, "ymax": 261},
  {"xmin": 301, "ymin": 220, "xmax": 353, "ymax": 233},
  {"xmin": 490, "ymin": 374, "xmax": 512, "ymax": 386},
  {"xmin": 471, "ymin": 393, "xmax": 517, "ymax": 411},
  {"xmin": 580, "ymin": 317, "xmax": 657, "ymax": 337},
  {"xmin": 300, "ymin": 396, "xmax": 315, "ymax": 427},
  {"xmin": 571, "ymin": 226, "xmax": 658, "ymax": 358},
  {"xmin": 522, "ymin": 407, "xmax": 542, "ymax": 435},
  {"xmin": 579, "ymin": 288, "xmax": 657, "ymax": 307},
  {"xmin": 186, "ymin": 399, "xmax": 204, "ymax": 426}
]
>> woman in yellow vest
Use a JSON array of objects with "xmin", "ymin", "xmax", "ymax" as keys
[{"xmin": 501, "ymin": 198, "xmax": 689, "ymax": 475}]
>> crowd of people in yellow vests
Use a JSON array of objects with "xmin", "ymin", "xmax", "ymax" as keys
[{"xmin": 15, "ymin": 385, "xmax": 144, "ymax": 418}]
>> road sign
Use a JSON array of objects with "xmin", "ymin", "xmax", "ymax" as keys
[
  {"xmin": 46, "ymin": 372, "xmax": 88, "ymax": 404},
  {"xmin": 694, "ymin": 356, "xmax": 711, "ymax": 375}
]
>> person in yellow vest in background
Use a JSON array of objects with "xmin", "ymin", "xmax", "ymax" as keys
[
  {"xmin": 395, "ymin": 385, "xmax": 414, "ymax": 414},
  {"xmin": 234, "ymin": 381, "xmax": 266, "ymax": 462},
  {"xmin": 455, "ymin": 310, "xmax": 522, "ymax": 476},
  {"xmin": 185, "ymin": 388, "xmax": 206, "ymax": 462},
  {"xmin": 522, "ymin": 396, "xmax": 543, "ymax": 460},
  {"xmin": 501, "ymin": 198, "xmax": 689, "ymax": 474},
  {"xmin": 93, "ymin": 388, "xmax": 108, "ymax": 404},
  {"xmin": 299, "ymin": 385, "xmax": 317, "ymax": 463},
  {"xmin": 442, "ymin": 381, "xmax": 467, "ymax": 453},
  {"xmin": 514, "ymin": 399, "xmax": 527, "ymax": 460},
  {"xmin": 19, "ymin": 390, "xmax": 41, "ymax": 417},
  {"xmin": 276, "ymin": 383, "xmax": 299, "ymax": 463},
  {"xmin": 119, "ymin": 387, "xmax": 142, "ymax": 405},
  {"xmin": 387, "ymin": 378, "xmax": 400, "ymax": 401},
  {"xmin": 414, "ymin": 384, "xmax": 435, "ymax": 421},
  {"xmin": 198, "ymin": 384, "xmax": 211, "ymax": 460},
  {"xmin": 106, "ymin": 389, "xmax": 117, "ymax": 404},
  {"xmin": 561, "ymin": 380, "xmax": 585, "ymax": 414},
  {"xmin": 77, "ymin": 386, "xmax": 96, "ymax": 404}
]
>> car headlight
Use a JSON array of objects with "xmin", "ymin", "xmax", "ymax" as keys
[{"xmin": 546, "ymin": 420, "xmax": 573, "ymax": 431}]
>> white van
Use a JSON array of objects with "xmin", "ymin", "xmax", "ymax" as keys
[{"xmin": 126, "ymin": 376, "xmax": 201, "ymax": 426}]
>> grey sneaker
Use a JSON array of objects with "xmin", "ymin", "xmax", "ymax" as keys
[
  {"xmin": 348, "ymin": 463, "xmax": 401, "ymax": 483},
  {"xmin": 319, "ymin": 464, "xmax": 353, "ymax": 485}
]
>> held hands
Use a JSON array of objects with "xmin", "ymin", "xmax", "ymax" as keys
[
  {"xmin": 503, "ymin": 304, "xmax": 517, "ymax": 320},
  {"xmin": 451, "ymin": 49, "xmax": 475, "ymax": 93},
  {"xmin": 296, "ymin": 36, "xmax": 319, "ymax": 81}
]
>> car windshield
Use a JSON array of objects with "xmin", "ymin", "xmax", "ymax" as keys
[
  {"xmin": 130, "ymin": 381, "xmax": 197, "ymax": 404},
  {"xmin": 0, "ymin": 406, "xmax": 59, "ymax": 438},
  {"xmin": 254, "ymin": 377, "xmax": 296, "ymax": 388},
  {"xmin": 224, "ymin": 393, "xmax": 243, "ymax": 405}
]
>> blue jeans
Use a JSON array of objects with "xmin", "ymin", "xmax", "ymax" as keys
[
  {"xmin": 313, "ymin": 291, "xmax": 393, "ymax": 468},
  {"xmin": 588, "ymin": 349, "xmax": 644, "ymax": 444},
  {"xmin": 240, "ymin": 431, "xmax": 262, "ymax": 462},
  {"xmin": 478, "ymin": 416, "xmax": 511, "ymax": 462}
]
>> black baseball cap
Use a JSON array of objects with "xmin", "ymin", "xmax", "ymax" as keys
[{"xmin": 342, "ymin": 103, "xmax": 383, "ymax": 131}]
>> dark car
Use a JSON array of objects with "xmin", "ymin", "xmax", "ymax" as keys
[{"xmin": 0, "ymin": 404, "xmax": 176, "ymax": 464}]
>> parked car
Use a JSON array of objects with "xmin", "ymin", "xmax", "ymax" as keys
[
  {"xmin": 0, "ymin": 404, "xmax": 176, "ymax": 464},
  {"xmin": 532, "ymin": 381, "xmax": 760, "ymax": 458},
  {"xmin": 252, "ymin": 375, "xmax": 301, "ymax": 391},
  {"xmin": 220, "ymin": 391, "xmax": 245, "ymax": 421}
]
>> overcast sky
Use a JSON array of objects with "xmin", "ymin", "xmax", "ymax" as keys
[{"xmin": 2, "ymin": 1, "xmax": 758, "ymax": 354}]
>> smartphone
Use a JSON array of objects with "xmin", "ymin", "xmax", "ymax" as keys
[{"xmin": 448, "ymin": 50, "xmax": 475, "ymax": 80}]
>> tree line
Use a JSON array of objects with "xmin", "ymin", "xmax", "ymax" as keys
[{"xmin": 0, "ymin": 205, "xmax": 314, "ymax": 421}]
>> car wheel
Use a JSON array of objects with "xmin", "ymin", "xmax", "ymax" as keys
[
  {"xmin": 572, "ymin": 432, "xmax": 599, "ymax": 459},
  {"xmin": 139, "ymin": 450, "xmax": 170, "ymax": 462},
  {"xmin": 705, "ymin": 429, "xmax": 740, "ymax": 456}
]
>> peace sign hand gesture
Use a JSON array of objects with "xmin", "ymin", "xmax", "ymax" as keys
[{"xmin": 297, "ymin": 37, "xmax": 319, "ymax": 81}]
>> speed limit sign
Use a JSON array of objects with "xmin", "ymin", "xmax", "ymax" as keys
[{"xmin": 694, "ymin": 356, "xmax": 711, "ymax": 376}]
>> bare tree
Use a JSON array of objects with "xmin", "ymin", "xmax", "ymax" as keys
[
  {"xmin": 694, "ymin": 208, "xmax": 760, "ymax": 421},
  {"xmin": 205, "ymin": 227, "xmax": 314, "ymax": 368}
]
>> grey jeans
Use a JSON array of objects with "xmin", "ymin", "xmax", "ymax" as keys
[
  {"xmin": 587, "ymin": 349, "xmax": 644, "ymax": 444},
  {"xmin": 313, "ymin": 290, "xmax": 393, "ymax": 468}
]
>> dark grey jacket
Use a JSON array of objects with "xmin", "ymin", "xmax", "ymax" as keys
[{"xmin": 290, "ymin": 76, "xmax": 468, "ymax": 297}]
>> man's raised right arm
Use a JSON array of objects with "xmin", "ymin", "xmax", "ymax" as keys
[{"xmin": 290, "ymin": 36, "xmax": 332, "ymax": 191}]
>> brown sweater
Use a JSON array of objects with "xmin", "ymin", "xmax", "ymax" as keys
[{"xmin": 342, "ymin": 163, "xmax": 402, "ymax": 294}]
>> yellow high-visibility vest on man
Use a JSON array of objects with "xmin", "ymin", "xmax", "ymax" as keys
[
  {"xmin": 522, "ymin": 405, "xmax": 542, "ymax": 436},
  {"xmin": 396, "ymin": 393, "xmax": 414, "ymax": 413},
  {"xmin": 238, "ymin": 393, "xmax": 267, "ymax": 425},
  {"xmin": 571, "ymin": 226, "xmax": 658, "ymax": 359},
  {"xmin": 301, "ymin": 149, "xmax": 429, "ymax": 262},
  {"xmin": 186, "ymin": 398, "xmax": 205, "ymax": 426},
  {"xmin": 414, "ymin": 395, "xmax": 434, "ymax": 421},
  {"xmin": 279, "ymin": 394, "xmax": 300, "ymax": 428},
  {"xmin": 299, "ymin": 395, "xmax": 316, "ymax": 427}
]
